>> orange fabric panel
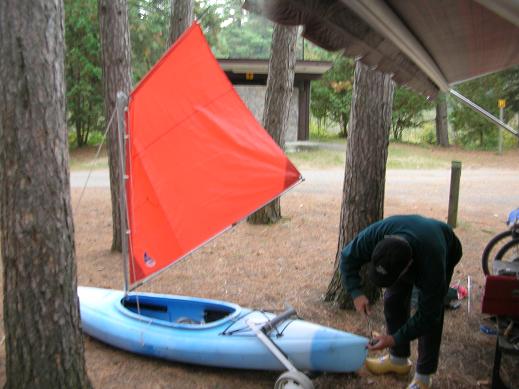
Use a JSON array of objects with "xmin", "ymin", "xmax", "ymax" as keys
[{"xmin": 127, "ymin": 23, "xmax": 301, "ymax": 287}]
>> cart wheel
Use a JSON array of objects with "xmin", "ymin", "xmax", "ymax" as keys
[{"xmin": 274, "ymin": 371, "xmax": 314, "ymax": 389}]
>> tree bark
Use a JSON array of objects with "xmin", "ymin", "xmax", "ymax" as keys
[
  {"xmin": 168, "ymin": 0, "xmax": 194, "ymax": 46},
  {"xmin": 325, "ymin": 61, "xmax": 395, "ymax": 308},
  {"xmin": 435, "ymin": 92, "xmax": 449, "ymax": 147},
  {"xmin": 0, "ymin": 1, "xmax": 92, "ymax": 387},
  {"xmin": 247, "ymin": 24, "xmax": 298, "ymax": 225},
  {"xmin": 99, "ymin": 0, "xmax": 132, "ymax": 252}
]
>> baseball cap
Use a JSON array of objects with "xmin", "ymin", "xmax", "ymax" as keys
[{"xmin": 368, "ymin": 236, "xmax": 412, "ymax": 287}]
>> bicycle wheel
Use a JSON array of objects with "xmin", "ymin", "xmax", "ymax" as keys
[
  {"xmin": 481, "ymin": 229, "xmax": 519, "ymax": 275},
  {"xmin": 493, "ymin": 237, "xmax": 519, "ymax": 273}
]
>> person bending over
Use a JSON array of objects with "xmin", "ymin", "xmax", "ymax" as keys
[{"xmin": 340, "ymin": 214, "xmax": 462, "ymax": 389}]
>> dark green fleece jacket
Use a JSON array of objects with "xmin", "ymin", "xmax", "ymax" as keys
[{"xmin": 339, "ymin": 215, "xmax": 462, "ymax": 345}]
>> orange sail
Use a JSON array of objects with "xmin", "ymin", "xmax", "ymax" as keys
[{"xmin": 126, "ymin": 23, "xmax": 301, "ymax": 288}]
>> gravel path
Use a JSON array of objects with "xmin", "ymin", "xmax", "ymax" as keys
[{"xmin": 71, "ymin": 168, "xmax": 519, "ymax": 220}]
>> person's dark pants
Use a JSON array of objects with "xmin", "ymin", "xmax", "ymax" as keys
[
  {"xmin": 383, "ymin": 281, "xmax": 444, "ymax": 374},
  {"xmin": 384, "ymin": 234, "xmax": 462, "ymax": 375}
]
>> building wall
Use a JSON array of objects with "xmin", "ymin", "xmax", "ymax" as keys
[{"xmin": 234, "ymin": 85, "xmax": 299, "ymax": 142}]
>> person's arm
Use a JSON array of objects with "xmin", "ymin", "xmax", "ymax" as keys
[{"xmin": 339, "ymin": 238, "xmax": 366, "ymax": 300}]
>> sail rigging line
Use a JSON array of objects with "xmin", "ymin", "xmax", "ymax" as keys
[
  {"xmin": 116, "ymin": 92, "xmax": 133, "ymax": 295},
  {"xmin": 221, "ymin": 310, "xmax": 269, "ymax": 336},
  {"xmin": 126, "ymin": 175, "xmax": 303, "ymax": 291},
  {"xmin": 72, "ymin": 109, "xmax": 115, "ymax": 213},
  {"xmin": 116, "ymin": 92, "xmax": 146, "ymax": 318}
]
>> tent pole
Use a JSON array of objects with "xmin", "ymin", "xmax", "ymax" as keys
[
  {"xmin": 116, "ymin": 91, "xmax": 130, "ymax": 293},
  {"xmin": 449, "ymin": 89, "xmax": 518, "ymax": 138}
]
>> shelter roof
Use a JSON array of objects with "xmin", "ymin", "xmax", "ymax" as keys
[
  {"xmin": 244, "ymin": 0, "xmax": 519, "ymax": 98},
  {"xmin": 219, "ymin": 58, "xmax": 332, "ymax": 78}
]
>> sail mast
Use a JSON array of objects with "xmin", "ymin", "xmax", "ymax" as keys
[{"xmin": 116, "ymin": 91, "xmax": 130, "ymax": 293}]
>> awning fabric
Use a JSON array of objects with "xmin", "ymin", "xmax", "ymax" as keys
[{"xmin": 245, "ymin": 0, "xmax": 519, "ymax": 98}]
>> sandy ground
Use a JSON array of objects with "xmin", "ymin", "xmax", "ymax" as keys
[{"xmin": 2, "ymin": 147, "xmax": 519, "ymax": 388}]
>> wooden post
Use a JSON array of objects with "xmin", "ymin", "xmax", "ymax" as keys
[
  {"xmin": 498, "ymin": 106, "xmax": 504, "ymax": 155},
  {"xmin": 448, "ymin": 161, "xmax": 462, "ymax": 227}
]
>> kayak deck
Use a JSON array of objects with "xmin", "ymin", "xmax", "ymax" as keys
[{"xmin": 78, "ymin": 286, "xmax": 368, "ymax": 372}]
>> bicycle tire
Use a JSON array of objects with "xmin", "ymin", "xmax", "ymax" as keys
[
  {"xmin": 481, "ymin": 229, "xmax": 518, "ymax": 275},
  {"xmin": 494, "ymin": 237, "xmax": 519, "ymax": 264}
]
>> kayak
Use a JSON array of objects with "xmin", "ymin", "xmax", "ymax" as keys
[{"xmin": 78, "ymin": 286, "xmax": 368, "ymax": 372}]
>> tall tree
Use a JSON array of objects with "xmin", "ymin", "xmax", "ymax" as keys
[
  {"xmin": 0, "ymin": 1, "xmax": 92, "ymax": 387},
  {"xmin": 247, "ymin": 23, "xmax": 299, "ymax": 224},
  {"xmin": 99, "ymin": 0, "xmax": 133, "ymax": 252},
  {"xmin": 325, "ymin": 61, "xmax": 395, "ymax": 308},
  {"xmin": 310, "ymin": 56, "xmax": 355, "ymax": 138},
  {"xmin": 168, "ymin": 0, "xmax": 194, "ymax": 46},
  {"xmin": 129, "ymin": 0, "xmax": 169, "ymax": 83},
  {"xmin": 391, "ymin": 86, "xmax": 430, "ymax": 141},
  {"xmin": 65, "ymin": 0, "xmax": 103, "ymax": 147},
  {"xmin": 435, "ymin": 92, "xmax": 449, "ymax": 147}
]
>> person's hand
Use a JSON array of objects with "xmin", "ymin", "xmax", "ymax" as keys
[
  {"xmin": 353, "ymin": 295, "xmax": 370, "ymax": 316},
  {"xmin": 367, "ymin": 334, "xmax": 395, "ymax": 351}
]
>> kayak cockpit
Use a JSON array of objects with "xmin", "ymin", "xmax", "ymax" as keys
[{"xmin": 120, "ymin": 293, "xmax": 240, "ymax": 326}]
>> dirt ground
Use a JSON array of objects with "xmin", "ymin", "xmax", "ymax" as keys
[{"xmin": 2, "ymin": 146, "xmax": 519, "ymax": 388}]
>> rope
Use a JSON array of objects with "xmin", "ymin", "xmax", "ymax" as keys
[{"xmin": 73, "ymin": 109, "xmax": 115, "ymax": 212}]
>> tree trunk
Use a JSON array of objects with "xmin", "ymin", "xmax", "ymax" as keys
[
  {"xmin": 435, "ymin": 92, "xmax": 449, "ymax": 147},
  {"xmin": 247, "ymin": 24, "xmax": 298, "ymax": 225},
  {"xmin": 0, "ymin": 1, "xmax": 92, "ymax": 387},
  {"xmin": 168, "ymin": 0, "xmax": 194, "ymax": 46},
  {"xmin": 99, "ymin": 0, "xmax": 132, "ymax": 252},
  {"xmin": 325, "ymin": 61, "xmax": 395, "ymax": 308}
]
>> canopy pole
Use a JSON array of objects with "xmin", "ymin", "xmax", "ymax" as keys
[
  {"xmin": 341, "ymin": 0, "xmax": 450, "ymax": 92},
  {"xmin": 116, "ymin": 91, "xmax": 131, "ymax": 293},
  {"xmin": 449, "ymin": 89, "xmax": 518, "ymax": 138}
]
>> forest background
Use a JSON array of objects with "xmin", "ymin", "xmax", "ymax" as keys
[{"xmin": 66, "ymin": 0, "xmax": 519, "ymax": 151}]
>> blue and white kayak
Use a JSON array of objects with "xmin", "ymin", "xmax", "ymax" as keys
[{"xmin": 78, "ymin": 286, "xmax": 368, "ymax": 372}]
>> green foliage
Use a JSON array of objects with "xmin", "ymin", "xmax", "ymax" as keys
[
  {"xmin": 310, "ymin": 56, "xmax": 355, "ymax": 137},
  {"xmin": 450, "ymin": 72, "xmax": 507, "ymax": 149},
  {"xmin": 129, "ymin": 0, "xmax": 170, "ymax": 83},
  {"xmin": 64, "ymin": 0, "xmax": 103, "ymax": 148},
  {"xmin": 391, "ymin": 86, "xmax": 432, "ymax": 141},
  {"xmin": 309, "ymin": 118, "xmax": 342, "ymax": 140},
  {"xmin": 419, "ymin": 121, "xmax": 437, "ymax": 145},
  {"xmin": 502, "ymin": 66, "xmax": 519, "ymax": 114},
  {"xmin": 209, "ymin": 1, "xmax": 273, "ymax": 58},
  {"xmin": 298, "ymin": 39, "xmax": 334, "ymax": 61},
  {"xmin": 128, "ymin": 1, "xmax": 279, "ymax": 81}
]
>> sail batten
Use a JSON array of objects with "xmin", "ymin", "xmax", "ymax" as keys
[{"xmin": 126, "ymin": 23, "xmax": 301, "ymax": 288}]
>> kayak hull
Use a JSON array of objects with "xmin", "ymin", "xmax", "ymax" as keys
[{"xmin": 78, "ymin": 286, "xmax": 368, "ymax": 372}]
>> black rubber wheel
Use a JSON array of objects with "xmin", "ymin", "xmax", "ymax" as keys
[
  {"xmin": 482, "ymin": 229, "xmax": 519, "ymax": 275},
  {"xmin": 494, "ymin": 237, "xmax": 519, "ymax": 265}
]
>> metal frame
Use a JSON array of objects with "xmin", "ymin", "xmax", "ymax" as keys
[
  {"xmin": 449, "ymin": 89, "xmax": 518, "ymax": 137},
  {"xmin": 341, "ymin": 0, "xmax": 450, "ymax": 91},
  {"xmin": 116, "ymin": 91, "xmax": 131, "ymax": 293},
  {"xmin": 247, "ymin": 319, "xmax": 298, "ymax": 372}
]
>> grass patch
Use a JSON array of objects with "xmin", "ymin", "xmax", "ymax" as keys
[
  {"xmin": 288, "ymin": 143, "xmax": 455, "ymax": 170},
  {"xmin": 387, "ymin": 143, "xmax": 451, "ymax": 169},
  {"xmin": 69, "ymin": 145, "xmax": 108, "ymax": 171},
  {"xmin": 287, "ymin": 148, "xmax": 345, "ymax": 169},
  {"xmin": 70, "ymin": 140, "xmax": 518, "ymax": 172}
]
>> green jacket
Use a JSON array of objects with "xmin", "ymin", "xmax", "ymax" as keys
[{"xmin": 339, "ymin": 214, "xmax": 462, "ymax": 345}]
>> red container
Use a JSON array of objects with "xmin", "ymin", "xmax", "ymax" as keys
[{"xmin": 482, "ymin": 275, "xmax": 519, "ymax": 318}]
